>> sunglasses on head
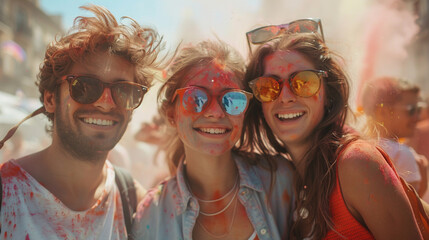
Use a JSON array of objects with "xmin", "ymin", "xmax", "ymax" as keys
[
  {"xmin": 248, "ymin": 70, "xmax": 327, "ymax": 103},
  {"xmin": 246, "ymin": 18, "xmax": 324, "ymax": 53},
  {"xmin": 172, "ymin": 86, "xmax": 253, "ymax": 116},
  {"xmin": 62, "ymin": 75, "xmax": 148, "ymax": 110}
]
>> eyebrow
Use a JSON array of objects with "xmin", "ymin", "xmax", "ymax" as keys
[
  {"xmin": 262, "ymin": 74, "xmax": 282, "ymax": 81},
  {"xmin": 73, "ymin": 74, "xmax": 133, "ymax": 83}
]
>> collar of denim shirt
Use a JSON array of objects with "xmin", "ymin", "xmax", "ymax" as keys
[{"xmin": 175, "ymin": 152, "xmax": 264, "ymax": 215}]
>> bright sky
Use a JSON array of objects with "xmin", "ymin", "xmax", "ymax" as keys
[{"xmin": 40, "ymin": 0, "xmax": 261, "ymax": 55}]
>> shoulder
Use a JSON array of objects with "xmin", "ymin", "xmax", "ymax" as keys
[
  {"xmin": 337, "ymin": 139, "xmax": 404, "ymax": 200},
  {"xmin": 133, "ymin": 178, "xmax": 182, "ymax": 237},
  {"xmin": 338, "ymin": 139, "xmax": 393, "ymax": 174},
  {"xmin": 0, "ymin": 160, "xmax": 26, "ymax": 180},
  {"xmin": 337, "ymin": 139, "xmax": 403, "ymax": 210},
  {"xmin": 337, "ymin": 141, "xmax": 422, "ymax": 238},
  {"xmin": 134, "ymin": 177, "xmax": 179, "ymax": 220}
]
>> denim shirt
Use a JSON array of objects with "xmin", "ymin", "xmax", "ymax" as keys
[{"xmin": 131, "ymin": 153, "xmax": 295, "ymax": 240}]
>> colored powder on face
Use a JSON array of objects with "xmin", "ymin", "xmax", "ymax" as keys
[
  {"xmin": 311, "ymin": 94, "xmax": 319, "ymax": 102},
  {"xmin": 278, "ymin": 66, "xmax": 288, "ymax": 74},
  {"xmin": 229, "ymin": 125, "xmax": 240, "ymax": 143},
  {"xmin": 290, "ymin": 134, "xmax": 298, "ymax": 140},
  {"xmin": 363, "ymin": 178, "xmax": 369, "ymax": 185},
  {"xmin": 264, "ymin": 54, "xmax": 275, "ymax": 63}
]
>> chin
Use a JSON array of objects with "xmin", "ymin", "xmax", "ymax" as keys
[{"xmin": 202, "ymin": 144, "xmax": 233, "ymax": 156}]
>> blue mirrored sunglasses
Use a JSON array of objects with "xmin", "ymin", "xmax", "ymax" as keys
[{"xmin": 172, "ymin": 86, "xmax": 253, "ymax": 116}]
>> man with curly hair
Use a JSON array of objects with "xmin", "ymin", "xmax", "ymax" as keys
[{"xmin": 0, "ymin": 5, "xmax": 163, "ymax": 239}]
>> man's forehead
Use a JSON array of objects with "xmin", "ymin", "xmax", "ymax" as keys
[
  {"xmin": 185, "ymin": 64, "xmax": 241, "ymax": 88},
  {"xmin": 70, "ymin": 53, "xmax": 135, "ymax": 81}
]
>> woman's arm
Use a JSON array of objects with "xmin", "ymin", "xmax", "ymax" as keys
[{"xmin": 338, "ymin": 140, "xmax": 422, "ymax": 240}]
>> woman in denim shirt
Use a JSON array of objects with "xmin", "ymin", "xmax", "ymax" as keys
[{"xmin": 131, "ymin": 40, "xmax": 295, "ymax": 240}]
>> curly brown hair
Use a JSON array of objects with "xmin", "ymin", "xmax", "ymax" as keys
[
  {"xmin": 37, "ymin": 4, "xmax": 164, "ymax": 124},
  {"xmin": 240, "ymin": 32, "xmax": 358, "ymax": 239}
]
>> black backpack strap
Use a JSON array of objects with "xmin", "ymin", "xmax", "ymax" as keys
[{"xmin": 114, "ymin": 166, "xmax": 137, "ymax": 236}]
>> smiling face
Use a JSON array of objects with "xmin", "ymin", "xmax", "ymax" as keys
[
  {"xmin": 261, "ymin": 50, "xmax": 326, "ymax": 149},
  {"xmin": 172, "ymin": 63, "xmax": 244, "ymax": 157},
  {"xmin": 48, "ymin": 51, "xmax": 135, "ymax": 160}
]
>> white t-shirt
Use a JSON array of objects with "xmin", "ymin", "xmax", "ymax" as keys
[
  {"xmin": 0, "ymin": 160, "xmax": 127, "ymax": 239},
  {"xmin": 378, "ymin": 138, "xmax": 421, "ymax": 183}
]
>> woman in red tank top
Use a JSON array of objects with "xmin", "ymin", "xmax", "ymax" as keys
[{"xmin": 240, "ymin": 19, "xmax": 422, "ymax": 239}]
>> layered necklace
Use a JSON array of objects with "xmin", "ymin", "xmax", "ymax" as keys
[{"xmin": 187, "ymin": 175, "xmax": 240, "ymax": 238}]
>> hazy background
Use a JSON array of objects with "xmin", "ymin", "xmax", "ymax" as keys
[{"xmin": 1, "ymin": 0, "xmax": 428, "ymax": 187}]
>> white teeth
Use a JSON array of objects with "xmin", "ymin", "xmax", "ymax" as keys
[
  {"xmin": 199, "ymin": 128, "xmax": 227, "ymax": 134},
  {"xmin": 277, "ymin": 112, "xmax": 304, "ymax": 120},
  {"xmin": 83, "ymin": 118, "xmax": 114, "ymax": 126}
]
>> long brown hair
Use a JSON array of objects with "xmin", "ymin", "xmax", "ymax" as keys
[{"xmin": 240, "ymin": 33, "xmax": 357, "ymax": 238}]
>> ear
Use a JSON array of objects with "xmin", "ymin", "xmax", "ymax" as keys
[{"xmin": 44, "ymin": 90, "xmax": 56, "ymax": 113}]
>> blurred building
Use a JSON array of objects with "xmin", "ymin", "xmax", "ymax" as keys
[{"xmin": 0, "ymin": 0, "xmax": 63, "ymax": 98}]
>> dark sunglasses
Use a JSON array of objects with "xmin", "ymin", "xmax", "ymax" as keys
[
  {"xmin": 248, "ymin": 70, "xmax": 327, "ymax": 102},
  {"xmin": 246, "ymin": 18, "xmax": 324, "ymax": 53},
  {"xmin": 62, "ymin": 75, "xmax": 148, "ymax": 110},
  {"xmin": 172, "ymin": 86, "xmax": 253, "ymax": 116},
  {"xmin": 404, "ymin": 103, "xmax": 423, "ymax": 116}
]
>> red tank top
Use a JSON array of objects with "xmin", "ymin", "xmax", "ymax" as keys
[{"xmin": 322, "ymin": 162, "xmax": 375, "ymax": 240}]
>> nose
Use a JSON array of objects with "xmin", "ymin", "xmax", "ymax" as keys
[
  {"xmin": 278, "ymin": 81, "xmax": 297, "ymax": 103},
  {"xmin": 94, "ymin": 87, "xmax": 116, "ymax": 112},
  {"xmin": 203, "ymin": 98, "xmax": 225, "ymax": 119}
]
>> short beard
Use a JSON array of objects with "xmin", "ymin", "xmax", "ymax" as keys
[{"xmin": 54, "ymin": 93, "xmax": 125, "ymax": 163}]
